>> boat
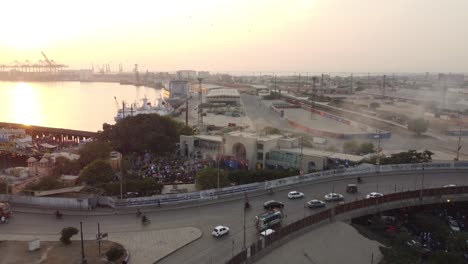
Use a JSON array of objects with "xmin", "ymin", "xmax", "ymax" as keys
[{"xmin": 115, "ymin": 95, "xmax": 174, "ymax": 121}]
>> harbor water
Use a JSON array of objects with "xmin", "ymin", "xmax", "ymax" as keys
[{"xmin": 0, "ymin": 81, "xmax": 162, "ymax": 132}]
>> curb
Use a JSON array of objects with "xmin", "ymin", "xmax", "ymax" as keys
[{"xmin": 153, "ymin": 231, "xmax": 203, "ymax": 264}]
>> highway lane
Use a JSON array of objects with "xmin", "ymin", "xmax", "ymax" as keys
[{"xmin": 2, "ymin": 171, "xmax": 468, "ymax": 264}]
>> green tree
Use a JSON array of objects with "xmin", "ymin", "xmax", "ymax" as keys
[
  {"xmin": 359, "ymin": 142, "xmax": 375, "ymax": 155},
  {"xmin": 196, "ymin": 167, "xmax": 230, "ymax": 190},
  {"xmin": 98, "ymin": 114, "xmax": 194, "ymax": 155},
  {"xmin": 343, "ymin": 141, "xmax": 359, "ymax": 154},
  {"xmin": 0, "ymin": 179, "xmax": 8, "ymax": 194},
  {"xmin": 60, "ymin": 227, "xmax": 78, "ymax": 245},
  {"xmin": 79, "ymin": 159, "xmax": 114, "ymax": 185},
  {"xmin": 106, "ymin": 245, "xmax": 125, "ymax": 261},
  {"xmin": 407, "ymin": 118, "xmax": 429, "ymax": 136},
  {"xmin": 53, "ymin": 156, "xmax": 82, "ymax": 176},
  {"xmin": 26, "ymin": 175, "xmax": 63, "ymax": 191},
  {"xmin": 369, "ymin": 102, "xmax": 380, "ymax": 109},
  {"xmin": 78, "ymin": 141, "xmax": 112, "ymax": 167}
]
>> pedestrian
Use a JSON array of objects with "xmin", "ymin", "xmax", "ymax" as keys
[{"xmin": 158, "ymin": 199, "xmax": 161, "ymax": 207}]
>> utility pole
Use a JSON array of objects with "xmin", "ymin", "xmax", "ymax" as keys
[
  {"xmin": 242, "ymin": 194, "xmax": 247, "ymax": 251},
  {"xmin": 217, "ymin": 145, "xmax": 220, "ymax": 189},
  {"xmin": 185, "ymin": 100, "xmax": 189, "ymax": 126},
  {"xmin": 97, "ymin": 222, "xmax": 101, "ymax": 255},
  {"xmin": 80, "ymin": 221, "xmax": 87, "ymax": 264},
  {"xmin": 197, "ymin": 78, "xmax": 203, "ymax": 129},
  {"xmin": 456, "ymin": 124, "xmax": 463, "ymax": 161}
]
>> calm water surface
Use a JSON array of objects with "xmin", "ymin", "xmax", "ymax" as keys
[{"xmin": 0, "ymin": 81, "xmax": 162, "ymax": 131}]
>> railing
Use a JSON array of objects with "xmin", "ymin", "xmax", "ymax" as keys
[
  {"xmin": 112, "ymin": 162, "xmax": 468, "ymax": 208},
  {"xmin": 225, "ymin": 186, "xmax": 468, "ymax": 264},
  {"xmin": 2, "ymin": 162, "xmax": 468, "ymax": 209}
]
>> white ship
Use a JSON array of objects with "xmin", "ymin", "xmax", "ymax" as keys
[{"xmin": 115, "ymin": 95, "xmax": 173, "ymax": 121}]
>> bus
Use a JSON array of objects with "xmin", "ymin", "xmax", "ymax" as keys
[{"xmin": 255, "ymin": 209, "xmax": 283, "ymax": 231}]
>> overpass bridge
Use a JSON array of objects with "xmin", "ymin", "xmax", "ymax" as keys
[{"xmin": 226, "ymin": 186, "xmax": 468, "ymax": 264}]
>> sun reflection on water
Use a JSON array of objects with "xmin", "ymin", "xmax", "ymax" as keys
[{"xmin": 10, "ymin": 83, "xmax": 43, "ymax": 126}]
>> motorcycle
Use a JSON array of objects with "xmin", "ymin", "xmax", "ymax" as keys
[
  {"xmin": 267, "ymin": 188, "xmax": 274, "ymax": 195},
  {"xmin": 0, "ymin": 216, "xmax": 8, "ymax": 224},
  {"xmin": 136, "ymin": 210, "xmax": 142, "ymax": 217},
  {"xmin": 55, "ymin": 211, "xmax": 63, "ymax": 219},
  {"xmin": 141, "ymin": 216, "xmax": 151, "ymax": 225},
  {"xmin": 357, "ymin": 177, "xmax": 363, "ymax": 184}
]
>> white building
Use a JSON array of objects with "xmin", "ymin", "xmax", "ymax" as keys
[{"xmin": 206, "ymin": 88, "xmax": 240, "ymax": 105}]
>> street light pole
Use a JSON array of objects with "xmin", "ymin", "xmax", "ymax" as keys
[
  {"xmin": 80, "ymin": 221, "xmax": 87, "ymax": 264},
  {"xmin": 217, "ymin": 145, "xmax": 220, "ymax": 189},
  {"xmin": 419, "ymin": 165, "xmax": 425, "ymax": 200}
]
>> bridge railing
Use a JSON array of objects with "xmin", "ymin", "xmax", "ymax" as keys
[
  {"xmin": 2, "ymin": 162, "xmax": 467, "ymax": 209},
  {"xmin": 111, "ymin": 161, "xmax": 468, "ymax": 208},
  {"xmin": 225, "ymin": 186, "xmax": 468, "ymax": 264}
]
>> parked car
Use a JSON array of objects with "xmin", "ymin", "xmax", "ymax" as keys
[
  {"xmin": 263, "ymin": 200, "xmax": 285, "ymax": 210},
  {"xmin": 288, "ymin": 191, "xmax": 304, "ymax": 199},
  {"xmin": 307, "ymin": 199, "xmax": 326, "ymax": 208},
  {"xmin": 260, "ymin": 228, "xmax": 276, "ymax": 239},
  {"xmin": 443, "ymin": 184, "xmax": 457, "ymax": 188},
  {"xmin": 324, "ymin": 193, "xmax": 344, "ymax": 202},
  {"xmin": 212, "ymin": 226, "xmax": 230, "ymax": 237},
  {"xmin": 366, "ymin": 192, "xmax": 384, "ymax": 199},
  {"xmin": 448, "ymin": 220, "xmax": 460, "ymax": 232}
]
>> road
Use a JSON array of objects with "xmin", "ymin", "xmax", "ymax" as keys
[{"xmin": 2, "ymin": 171, "xmax": 468, "ymax": 264}]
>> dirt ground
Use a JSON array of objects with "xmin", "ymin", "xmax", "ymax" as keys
[{"xmin": 0, "ymin": 240, "xmax": 125, "ymax": 264}]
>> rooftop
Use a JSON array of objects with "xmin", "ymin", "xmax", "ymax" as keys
[
  {"xmin": 278, "ymin": 147, "xmax": 364, "ymax": 162},
  {"xmin": 207, "ymin": 88, "xmax": 240, "ymax": 98},
  {"xmin": 195, "ymin": 134, "xmax": 223, "ymax": 142}
]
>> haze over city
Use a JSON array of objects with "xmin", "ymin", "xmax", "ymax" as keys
[
  {"xmin": 2, "ymin": 1, "xmax": 468, "ymax": 264},
  {"xmin": 1, "ymin": 0, "xmax": 468, "ymax": 72}
]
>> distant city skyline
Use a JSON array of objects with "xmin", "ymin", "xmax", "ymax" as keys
[{"xmin": 1, "ymin": 0, "xmax": 468, "ymax": 73}]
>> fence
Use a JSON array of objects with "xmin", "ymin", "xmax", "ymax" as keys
[
  {"xmin": 111, "ymin": 162, "xmax": 468, "ymax": 208},
  {"xmin": 2, "ymin": 162, "xmax": 468, "ymax": 209},
  {"xmin": 225, "ymin": 186, "xmax": 468, "ymax": 264}
]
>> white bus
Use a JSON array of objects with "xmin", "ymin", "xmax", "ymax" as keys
[{"xmin": 255, "ymin": 210, "xmax": 283, "ymax": 231}]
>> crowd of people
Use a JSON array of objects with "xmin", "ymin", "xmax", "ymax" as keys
[{"xmin": 133, "ymin": 153, "xmax": 213, "ymax": 185}]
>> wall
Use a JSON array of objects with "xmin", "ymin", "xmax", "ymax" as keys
[{"xmin": 0, "ymin": 194, "xmax": 89, "ymax": 209}]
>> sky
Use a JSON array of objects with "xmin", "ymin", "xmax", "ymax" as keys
[{"xmin": 1, "ymin": 0, "xmax": 468, "ymax": 73}]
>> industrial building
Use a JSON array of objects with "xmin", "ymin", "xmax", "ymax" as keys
[
  {"xmin": 206, "ymin": 88, "xmax": 240, "ymax": 105},
  {"xmin": 180, "ymin": 131, "xmax": 363, "ymax": 172}
]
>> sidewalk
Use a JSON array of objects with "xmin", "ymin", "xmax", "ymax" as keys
[{"xmin": 0, "ymin": 227, "xmax": 202, "ymax": 264}]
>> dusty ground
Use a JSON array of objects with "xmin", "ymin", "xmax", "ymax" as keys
[
  {"xmin": 0, "ymin": 240, "xmax": 124, "ymax": 264},
  {"xmin": 256, "ymin": 221, "xmax": 382, "ymax": 264}
]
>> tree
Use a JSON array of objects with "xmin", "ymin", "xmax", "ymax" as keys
[
  {"xmin": 343, "ymin": 141, "xmax": 359, "ymax": 154},
  {"xmin": 369, "ymin": 102, "xmax": 380, "ymax": 110},
  {"xmin": 53, "ymin": 156, "xmax": 82, "ymax": 176},
  {"xmin": 359, "ymin": 142, "xmax": 375, "ymax": 155},
  {"xmin": 26, "ymin": 175, "xmax": 63, "ymax": 191},
  {"xmin": 97, "ymin": 114, "xmax": 194, "ymax": 155},
  {"xmin": 366, "ymin": 150, "xmax": 433, "ymax": 165},
  {"xmin": 408, "ymin": 118, "xmax": 429, "ymax": 136},
  {"xmin": 78, "ymin": 141, "xmax": 112, "ymax": 167},
  {"xmin": 79, "ymin": 159, "xmax": 114, "ymax": 185},
  {"xmin": 106, "ymin": 245, "xmax": 125, "ymax": 261},
  {"xmin": 60, "ymin": 227, "xmax": 78, "ymax": 245},
  {"xmin": 196, "ymin": 167, "xmax": 230, "ymax": 190}
]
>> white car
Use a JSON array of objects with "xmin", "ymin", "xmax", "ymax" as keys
[
  {"xmin": 288, "ymin": 191, "xmax": 304, "ymax": 199},
  {"xmin": 448, "ymin": 220, "xmax": 460, "ymax": 232},
  {"xmin": 366, "ymin": 192, "xmax": 384, "ymax": 199},
  {"xmin": 324, "ymin": 193, "xmax": 344, "ymax": 202},
  {"xmin": 260, "ymin": 229, "xmax": 276, "ymax": 239},
  {"xmin": 444, "ymin": 184, "xmax": 457, "ymax": 188},
  {"xmin": 307, "ymin": 199, "xmax": 326, "ymax": 208},
  {"xmin": 212, "ymin": 226, "xmax": 230, "ymax": 237}
]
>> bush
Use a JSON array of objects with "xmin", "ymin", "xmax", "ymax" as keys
[
  {"xmin": 60, "ymin": 227, "xmax": 78, "ymax": 245},
  {"xmin": 195, "ymin": 168, "xmax": 230, "ymax": 190},
  {"xmin": 106, "ymin": 245, "xmax": 125, "ymax": 261},
  {"xmin": 79, "ymin": 159, "xmax": 114, "ymax": 185}
]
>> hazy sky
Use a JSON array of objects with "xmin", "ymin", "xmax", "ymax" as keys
[{"xmin": 1, "ymin": 0, "xmax": 468, "ymax": 73}]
